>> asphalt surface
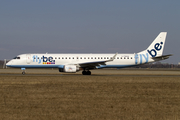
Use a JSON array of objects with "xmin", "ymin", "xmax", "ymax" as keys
[{"xmin": 0, "ymin": 68, "xmax": 180, "ymax": 77}]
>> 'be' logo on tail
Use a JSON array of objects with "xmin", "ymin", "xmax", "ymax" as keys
[{"xmin": 147, "ymin": 42, "xmax": 163, "ymax": 57}]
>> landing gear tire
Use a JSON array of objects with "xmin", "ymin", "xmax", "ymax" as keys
[
  {"xmin": 87, "ymin": 71, "xmax": 91, "ymax": 75},
  {"xmin": 22, "ymin": 72, "xmax": 25, "ymax": 75},
  {"xmin": 82, "ymin": 71, "xmax": 86, "ymax": 75},
  {"xmin": 82, "ymin": 70, "xmax": 91, "ymax": 75}
]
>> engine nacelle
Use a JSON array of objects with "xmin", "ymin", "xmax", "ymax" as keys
[{"xmin": 59, "ymin": 65, "xmax": 79, "ymax": 73}]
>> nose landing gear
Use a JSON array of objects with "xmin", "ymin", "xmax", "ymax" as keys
[{"xmin": 21, "ymin": 68, "xmax": 26, "ymax": 75}]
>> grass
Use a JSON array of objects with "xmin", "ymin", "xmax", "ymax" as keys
[{"xmin": 0, "ymin": 74, "xmax": 180, "ymax": 120}]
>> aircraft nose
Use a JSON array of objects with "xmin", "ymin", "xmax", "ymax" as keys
[{"xmin": 6, "ymin": 61, "xmax": 12, "ymax": 67}]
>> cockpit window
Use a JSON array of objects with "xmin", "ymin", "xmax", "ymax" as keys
[{"xmin": 13, "ymin": 57, "xmax": 20, "ymax": 59}]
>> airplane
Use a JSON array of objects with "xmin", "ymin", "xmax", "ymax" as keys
[{"xmin": 6, "ymin": 32, "xmax": 172, "ymax": 75}]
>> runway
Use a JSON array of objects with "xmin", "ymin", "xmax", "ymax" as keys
[
  {"xmin": 0, "ymin": 68, "xmax": 180, "ymax": 77},
  {"xmin": 1, "ymin": 73, "xmax": 180, "ymax": 77}
]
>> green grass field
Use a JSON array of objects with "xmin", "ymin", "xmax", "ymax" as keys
[{"xmin": 0, "ymin": 69, "xmax": 180, "ymax": 120}]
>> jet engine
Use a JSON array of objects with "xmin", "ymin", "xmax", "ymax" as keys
[{"xmin": 59, "ymin": 65, "xmax": 79, "ymax": 73}]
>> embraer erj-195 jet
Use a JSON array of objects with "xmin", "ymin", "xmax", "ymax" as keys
[{"xmin": 6, "ymin": 32, "xmax": 172, "ymax": 75}]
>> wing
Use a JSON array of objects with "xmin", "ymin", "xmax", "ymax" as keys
[{"xmin": 77, "ymin": 53, "xmax": 118, "ymax": 68}]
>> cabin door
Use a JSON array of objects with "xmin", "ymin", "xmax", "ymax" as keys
[{"xmin": 26, "ymin": 54, "xmax": 31, "ymax": 64}]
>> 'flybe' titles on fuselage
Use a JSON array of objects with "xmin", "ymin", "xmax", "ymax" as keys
[{"xmin": 32, "ymin": 55, "xmax": 55, "ymax": 64}]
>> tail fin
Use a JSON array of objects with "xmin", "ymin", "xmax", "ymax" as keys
[{"xmin": 138, "ymin": 32, "xmax": 167, "ymax": 57}]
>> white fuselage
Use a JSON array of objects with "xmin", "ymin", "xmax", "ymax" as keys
[{"xmin": 6, "ymin": 53, "xmax": 154, "ymax": 69}]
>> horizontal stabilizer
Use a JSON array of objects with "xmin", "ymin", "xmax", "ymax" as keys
[{"xmin": 151, "ymin": 54, "xmax": 173, "ymax": 60}]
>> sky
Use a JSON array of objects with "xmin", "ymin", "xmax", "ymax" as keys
[{"xmin": 0, "ymin": 0, "xmax": 180, "ymax": 64}]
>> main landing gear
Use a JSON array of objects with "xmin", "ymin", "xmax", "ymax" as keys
[{"xmin": 82, "ymin": 70, "xmax": 91, "ymax": 75}]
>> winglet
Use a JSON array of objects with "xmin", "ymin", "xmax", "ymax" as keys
[{"xmin": 106, "ymin": 53, "xmax": 118, "ymax": 62}]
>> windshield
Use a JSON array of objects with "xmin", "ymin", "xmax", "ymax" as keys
[{"xmin": 13, "ymin": 57, "xmax": 20, "ymax": 59}]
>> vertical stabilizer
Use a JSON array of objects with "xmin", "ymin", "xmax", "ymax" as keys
[{"xmin": 138, "ymin": 32, "xmax": 167, "ymax": 57}]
